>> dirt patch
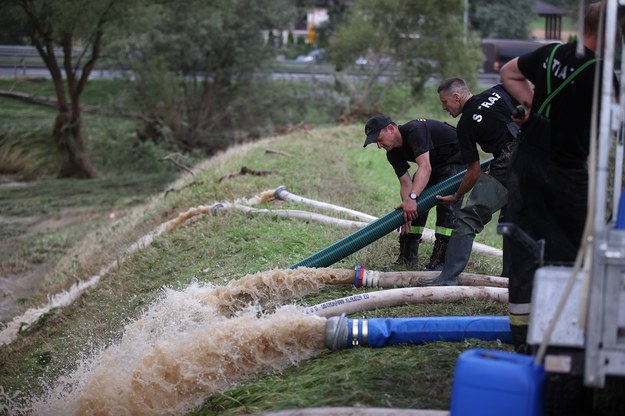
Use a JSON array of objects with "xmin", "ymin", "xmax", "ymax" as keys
[
  {"xmin": 0, "ymin": 264, "xmax": 49, "ymax": 322},
  {"xmin": 31, "ymin": 207, "xmax": 102, "ymax": 233},
  {"xmin": 0, "ymin": 205, "xmax": 108, "ymax": 323}
]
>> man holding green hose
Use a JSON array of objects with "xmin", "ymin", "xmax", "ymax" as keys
[
  {"xmin": 363, "ymin": 115, "xmax": 464, "ymax": 271},
  {"xmin": 422, "ymin": 78, "xmax": 520, "ymax": 286}
]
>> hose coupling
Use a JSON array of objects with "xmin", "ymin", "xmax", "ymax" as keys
[
  {"xmin": 274, "ymin": 185, "xmax": 289, "ymax": 200},
  {"xmin": 324, "ymin": 314, "xmax": 369, "ymax": 350},
  {"xmin": 210, "ymin": 203, "xmax": 225, "ymax": 216}
]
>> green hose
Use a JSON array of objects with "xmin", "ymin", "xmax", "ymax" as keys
[{"xmin": 288, "ymin": 158, "xmax": 493, "ymax": 269}]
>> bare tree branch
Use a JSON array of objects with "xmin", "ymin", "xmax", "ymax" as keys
[
  {"xmin": 218, "ymin": 166, "xmax": 275, "ymax": 183},
  {"xmin": 159, "ymin": 153, "xmax": 195, "ymax": 177}
]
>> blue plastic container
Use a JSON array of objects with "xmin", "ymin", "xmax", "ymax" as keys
[{"xmin": 450, "ymin": 349, "xmax": 545, "ymax": 416}]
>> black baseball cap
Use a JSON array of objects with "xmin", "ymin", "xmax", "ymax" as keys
[{"xmin": 364, "ymin": 115, "xmax": 392, "ymax": 147}]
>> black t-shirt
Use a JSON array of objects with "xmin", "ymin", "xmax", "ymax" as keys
[
  {"xmin": 518, "ymin": 42, "xmax": 596, "ymax": 165},
  {"xmin": 386, "ymin": 119, "xmax": 460, "ymax": 178},
  {"xmin": 456, "ymin": 84, "xmax": 517, "ymax": 164}
]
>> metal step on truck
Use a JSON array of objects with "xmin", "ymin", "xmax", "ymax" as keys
[{"xmin": 526, "ymin": 0, "xmax": 625, "ymax": 413}]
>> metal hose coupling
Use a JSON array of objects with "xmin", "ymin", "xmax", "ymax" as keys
[
  {"xmin": 210, "ymin": 203, "xmax": 225, "ymax": 216},
  {"xmin": 274, "ymin": 185, "xmax": 289, "ymax": 200},
  {"xmin": 324, "ymin": 314, "xmax": 369, "ymax": 350}
]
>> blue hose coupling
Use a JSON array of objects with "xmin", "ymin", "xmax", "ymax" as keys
[
  {"xmin": 353, "ymin": 264, "xmax": 380, "ymax": 288},
  {"xmin": 354, "ymin": 264, "xmax": 365, "ymax": 287}
]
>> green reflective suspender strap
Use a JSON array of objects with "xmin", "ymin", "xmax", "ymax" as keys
[
  {"xmin": 538, "ymin": 44, "xmax": 597, "ymax": 117},
  {"xmin": 542, "ymin": 44, "xmax": 560, "ymax": 115}
]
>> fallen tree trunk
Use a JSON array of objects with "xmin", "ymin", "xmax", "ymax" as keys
[{"xmin": 0, "ymin": 90, "xmax": 149, "ymax": 120}]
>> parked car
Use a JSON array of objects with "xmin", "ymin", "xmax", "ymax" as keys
[
  {"xmin": 481, "ymin": 38, "xmax": 549, "ymax": 73},
  {"xmin": 296, "ymin": 48, "xmax": 326, "ymax": 63},
  {"xmin": 354, "ymin": 53, "xmax": 392, "ymax": 67}
]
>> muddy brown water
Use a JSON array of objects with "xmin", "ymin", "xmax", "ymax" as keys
[{"xmin": 4, "ymin": 269, "xmax": 344, "ymax": 415}]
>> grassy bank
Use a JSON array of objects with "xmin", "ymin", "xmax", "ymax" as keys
[
  {"xmin": 2, "ymin": 77, "xmax": 621, "ymax": 415},
  {"xmin": 0, "ymin": 115, "xmax": 512, "ymax": 414}
]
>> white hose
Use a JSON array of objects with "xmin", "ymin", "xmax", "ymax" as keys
[
  {"xmin": 275, "ymin": 186, "xmax": 378, "ymax": 222},
  {"xmin": 271, "ymin": 186, "xmax": 502, "ymax": 257},
  {"xmin": 212, "ymin": 202, "xmax": 368, "ymax": 228},
  {"xmin": 305, "ymin": 286, "xmax": 508, "ymax": 317},
  {"xmin": 359, "ymin": 270, "xmax": 507, "ymax": 289}
]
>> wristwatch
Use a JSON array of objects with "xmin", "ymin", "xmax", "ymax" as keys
[{"xmin": 409, "ymin": 192, "xmax": 418, "ymax": 200}]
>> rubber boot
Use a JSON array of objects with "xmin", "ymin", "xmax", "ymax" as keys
[
  {"xmin": 420, "ymin": 235, "xmax": 474, "ymax": 286},
  {"xmin": 383, "ymin": 234, "xmax": 408, "ymax": 270},
  {"xmin": 404, "ymin": 234, "xmax": 421, "ymax": 269},
  {"xmin": 394, "ymin": 234, "xmax": 410, "ymax": 265},
  {"xmin": 424, "ymin": 238, "xmax": 448, "ymax": 271}
]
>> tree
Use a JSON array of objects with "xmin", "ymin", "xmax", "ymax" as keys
[
  {"xmin": 0, "ymin": 6, "xmax": 30, "ymax": 44},
  {"xmin": 3, "ymin": 0, "xmax": 127, "ymax": 178},
  {"xmin": 469, "ymin": 0, "xmax": 535, "ymax": 39},
  {"xmin": 110, "ymin": 0, "xmax": 296, "ymax": 153},
  {"xmin": 330, "ymin": 0, "xmax": 483, "ymax": 119}
]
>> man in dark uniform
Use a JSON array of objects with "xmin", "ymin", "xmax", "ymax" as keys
[
  {"xmin": 420, "ymin": 78, "xmax": 519, "ymax": 286},
  {"xmin": 363, "ymin": 115, "xmax": 464, "ymax": 270},
  {"xmin": 500, "ymin": 1, "xmax": 602, "ymax": 353}
]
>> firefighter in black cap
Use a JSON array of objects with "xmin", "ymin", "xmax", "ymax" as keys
[{"xmin": 364, "ymin": 115, "xmax": 464, "ymax": 270}]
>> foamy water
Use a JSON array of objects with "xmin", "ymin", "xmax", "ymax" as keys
[{"xmin": 2, "ymin": 268, "xmax": 353, "ymax": 415}]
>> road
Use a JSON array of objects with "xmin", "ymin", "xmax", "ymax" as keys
[{"xmin": 0, "ymin": 45, "xmax": 501, "ymax": 86}]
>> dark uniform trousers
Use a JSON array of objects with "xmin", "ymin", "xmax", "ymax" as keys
[{"xmin": 506, "ymin": 127, "xmax": 588, "ymax": 352}]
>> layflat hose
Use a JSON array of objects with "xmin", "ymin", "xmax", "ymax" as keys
[
  {"xmin": 289, "ymin": 158, "xmax": 493, "ymax": 269},
  {"xmin": 325, "ymin": 315, "xmax": 511, "ymax": 350}
]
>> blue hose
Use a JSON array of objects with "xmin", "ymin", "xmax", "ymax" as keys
[{"xmin": 325, "ymin": 316, "xmax": 511, "ymax": 350}]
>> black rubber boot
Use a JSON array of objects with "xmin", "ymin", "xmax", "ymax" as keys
[
  {"xmin": 383, "ymin": 234, "xmax": 408, "ymax": 270},
  {"xmin": 404, "ymin": 234, "xmax": 421, "ymax": 269},
  {"xmin": 424, "ymin": 238, "xmax": 448, "ymax": 271},
  {"xmin": 394, "ymin": 234, "xmax": 409, "ymax": 265},
  {"xmin": 420, "ymin": 235, "xmax": 474, "ymax": 286}
]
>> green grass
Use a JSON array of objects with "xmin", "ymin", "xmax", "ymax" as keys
[
  {"xmin": 0, "ymin": 80, "xmax": 505, "ymax": 414},
  {"xmin": 0, "ymin": 173, "xmax": 177, "ymax": 279},
  {"xmin": 1, "ymin": 77, "xmax": 621, "ymax": 415},
  {"xmin": 0, "ymin": 121, "xmax": 509, "ymax": 412}
]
